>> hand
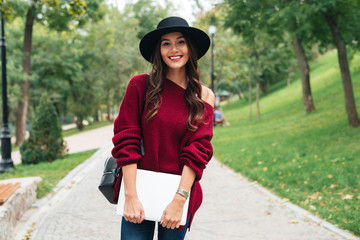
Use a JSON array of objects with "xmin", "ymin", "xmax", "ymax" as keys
[
  {"xmin": 123, "ymin": 195, "xmax": 145, "ymax": 224},
  {"xmin": 160, "ymin": 194, "xmax": 186, "ymax": 229}
]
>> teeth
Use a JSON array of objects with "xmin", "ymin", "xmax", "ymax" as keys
[{"xmin": 170, "ymin": 56, "xmax": 181, "ymax": 60}]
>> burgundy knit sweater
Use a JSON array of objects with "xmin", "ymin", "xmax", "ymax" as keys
[{"xmin": 111, "ymin": 73, "xmax": 214, "ymax": 229}]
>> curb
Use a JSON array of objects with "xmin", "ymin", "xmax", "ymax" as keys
[{"xmin": 12, "ymin": 143, "xmax": 112, "ymax": 240}]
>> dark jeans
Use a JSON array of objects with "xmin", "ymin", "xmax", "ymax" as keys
[{"xmin": 120, "ymin": 217, "xmax": 190, "ymax": 240}]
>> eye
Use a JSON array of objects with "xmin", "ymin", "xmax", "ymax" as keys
[
  {"xmin": 178, "ymin": 40, "xmax": 186, "ymax": 45},
  {"xmin": 162, "ymin": 42, "xmax": 170, "ymax": 47}
]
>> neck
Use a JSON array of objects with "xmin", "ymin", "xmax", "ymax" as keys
[{"xmin": 166, "ymin": 67, "xmax": 187, "ymax": 89}]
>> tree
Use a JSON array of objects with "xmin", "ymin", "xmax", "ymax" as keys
[
  {"xmin": 196, "ymin": 7, "xmax": 295, "ymax": 121},
  {"xmin": 2, "ymin": 0, "xmax": 104, "ymax": 146},
  {"xmin": 20, "ymin": 95, "xmax": 67, "ymax": 164},
  {"xmin": 131, "ymin": 0, "xmax": 172, "ymax": 39},
  {"xmin": 80, "ymin": 5, "xmax": 151, "ymax": 124},
  {"xmin": 315, "ymin": 0, "xmax": 360, "ymax": 127},
  {"xmin": 223, "ymin": 0, "xmax": 317, "ymax": 113}
]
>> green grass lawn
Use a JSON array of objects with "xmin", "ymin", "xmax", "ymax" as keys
[
  {"xmin": 213, "ymin": 50, "xmax": 360, "ymax": 236},
  {"xmin": 0, "ymin": 149, "xmax": 97, "ymax": 198}
]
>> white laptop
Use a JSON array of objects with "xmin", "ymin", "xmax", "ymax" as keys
[{"xmin": 116, "ymin": 169, "xmax": 190, "ymax": 225}]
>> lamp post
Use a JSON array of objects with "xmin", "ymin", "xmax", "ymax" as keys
[
  {"xmin": 208, "ymin": 25, "xmax": 216, "ymax": 93},
  {"xmin": 209, "ymin": 25, "xmax": 218, "ymax": 127},
  {"xmin": 0, "ymin": 6, "xmax": 14, "ymax": 173}
]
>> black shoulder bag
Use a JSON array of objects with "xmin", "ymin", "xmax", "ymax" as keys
[{"xmin": 98, "ymin": 75, "xmax": 149, "ymax": 204}]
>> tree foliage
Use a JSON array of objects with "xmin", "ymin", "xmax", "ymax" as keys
[
  {"xmin": 1, "ymin": 1, "xmax": 172, "ymax": 134},
  {"xmin": 20, "ymin": 95, "xmax": 67, "ymax": 164}
]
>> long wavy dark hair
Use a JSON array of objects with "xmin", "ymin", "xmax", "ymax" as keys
[{"xmin": 145, "ymin": 33, "xmax": 205, "ymax": 131}]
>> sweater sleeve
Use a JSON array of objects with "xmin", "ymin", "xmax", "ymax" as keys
[
  {"xmin": 111, "ymin": 75, "xmax": 147, "ymax": 167},
  {"xmin": 180, "ymin": 103, "xmax": 214, "ymax": 181}
]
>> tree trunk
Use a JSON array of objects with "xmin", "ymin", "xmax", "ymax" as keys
[
  {"xmin": 292, "ymin": 35, "xmax": 316, "ymax": 113},
  {"xmin": 287, "ymin": 72, "xmax": 294, "ymax": 86},
  {"xmin": 114, "ymin": 63, "xmax": 121, "ymax": 112},
  {"xmin": 238, "ymin": 88, "xmax": 246, "ymax": 101},
  {"xmin": 324, "ymin": 13, "xmax": 360, "ymax": 128},
  {"xmin": 254, "ymin": 44, "xmax": 262, "ymax": 120},
  {"xmin": 15, "ymin": 6, "xmax": 35, "ymax": 147},
  {"xmin": 106, "ymin": 94, "xmax": 111, "ymax": 121},
  {"xmin": 256, "ymin": 82, "xmax": 261, "ymax": 121},
  {"xmin": 98, "ymin": 105, "xmax": 103, "ymax": 121},
  {"xmin": 248, "ymin": 79, "xmax": 252, "ymax": 121}
]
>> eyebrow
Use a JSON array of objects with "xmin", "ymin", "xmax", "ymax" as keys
[{"xmin": 161, "ymin": 36, "xmax": 185, "ymax": 42}]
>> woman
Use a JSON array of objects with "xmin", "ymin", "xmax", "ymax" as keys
[{"xmin": 111, "ymin": 16, "xmax": 214, "ymax": 240}]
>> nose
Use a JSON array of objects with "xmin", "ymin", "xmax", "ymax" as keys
[{"xmin": 170, "ymin": 43, "xmax": 178, "ymax": 52}]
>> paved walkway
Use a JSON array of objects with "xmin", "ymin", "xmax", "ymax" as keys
[
  {"xmin": 12, "ymin": 127, "xmax": 359, "ymax": 240},
  {"xmin": 12, "ymin": 125, "xmax": 114, "ymax": 164}
]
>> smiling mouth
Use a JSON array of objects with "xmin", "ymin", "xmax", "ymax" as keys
[{"xmin": 169, "ymin": 56, "xmax": 182, "ymax": 60}]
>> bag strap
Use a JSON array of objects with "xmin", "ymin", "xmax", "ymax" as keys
[{"xmin": 139, "ymin": 74, "xmax": 150, "ymax": 156}]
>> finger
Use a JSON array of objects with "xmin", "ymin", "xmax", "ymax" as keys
[
  {"xmin": 160, "ymin": 213, "xmax": 166, "ymax": 226},
  {"xmin": 139, "ymin": 212, "xmax": 145, "ymax": 223},
  {"xmin": 160, "ymin": 212, "xmax": 165, "ymax": 225},
  {"xmin": 170, "ymin": 220, "xmax": 178, "ymax": 229},
  {"xmin": 161, "ymin": 218, "xmax": 168, "ymax": 228},
  {"xmin": 170, "ymin": 221, "xmax": 177, "ymax": 230},
  {"xmin": 166, "ymin": 220, "xmax": 174, "ymax": 229}
]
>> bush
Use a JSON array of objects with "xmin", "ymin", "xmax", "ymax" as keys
[{"xmin": 20, "ymin": 96, "xmax": 68, "ymax": 164}]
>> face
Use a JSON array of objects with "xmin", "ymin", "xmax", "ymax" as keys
[{"xmin": 160, "ymin": 32, "xmax": 189, "ymax": 70}]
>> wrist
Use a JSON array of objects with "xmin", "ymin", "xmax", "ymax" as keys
[
  {"xmin": 125, "ymin": 191, "xmax": 138, "ymax": 199},
  {"xmin": 174, "ymin": 193, "xmax": 187, "ymax": 204}
]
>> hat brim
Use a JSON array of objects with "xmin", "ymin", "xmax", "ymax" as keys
[{"xmin": 139, "ymin": 26, "xmax": 210, "ymax": 63}]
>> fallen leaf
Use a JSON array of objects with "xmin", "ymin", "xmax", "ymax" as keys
[
  {"xmin": 288, "ymin": 219, "xmax": 299, "ymax": 224},
  {"xmin": 320, "ymin": 201, "xmax": 327, "ymax": 206},
  {"xmin": 309, "ymin": 192, "xmax": 321, "ymax": 200},
  {"xmin": 327, "ymin": 174, "xmax": 333, "ymax": 179},
  {"xmin": 329, "ymin": 184, "xmax": 338, "ymax": 189},
  {"xmin": 342, "ymin": 194, "xmax": 353, "ymax": 200},
  {"xmin": 304, "ymin": 199, "xmax": 309, "ymax": 204},
  {"xmin": 304, "ymin": 181, "xmax": 308, "ymax": 184},
  {"xmin": 263, "ymin": 167, "xmax": 268, "ymax": 171},
  {"xmin": 266, "ymin": 211, "xmax": 272, "ymax": 215},
  {"xmin": 310, "ymin": 205, "xmax": 316, "ymax": 210}
]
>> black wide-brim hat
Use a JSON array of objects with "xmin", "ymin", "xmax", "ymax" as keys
[{"xmin": 139, "ymin": 16, "xmax": 211, "ymax": 63}]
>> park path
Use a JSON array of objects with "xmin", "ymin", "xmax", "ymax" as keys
[
  {"xmin": 12, "ymin": 124, "xmax": 114, "ymax": 164},
  {"xmin": 12, "ymin": 125, "xmax": 359, "ymax": 240}
]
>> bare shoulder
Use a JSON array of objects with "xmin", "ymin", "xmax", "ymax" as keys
[{"xmin": 201, "ymin": 85, "xmax": 215, "ymax": 107}]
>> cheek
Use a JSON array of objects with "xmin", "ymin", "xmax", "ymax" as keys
[
  {"xmin": 160, "ymin": 48, "xmax": 167, "ymax": 61},
  {"xmin": 183, "ymin": 48, "xmax": 190, "ymax": 60},
  {"xmin": 182, "ymin": 46, "xmax": 189, "ymax": 57}
]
